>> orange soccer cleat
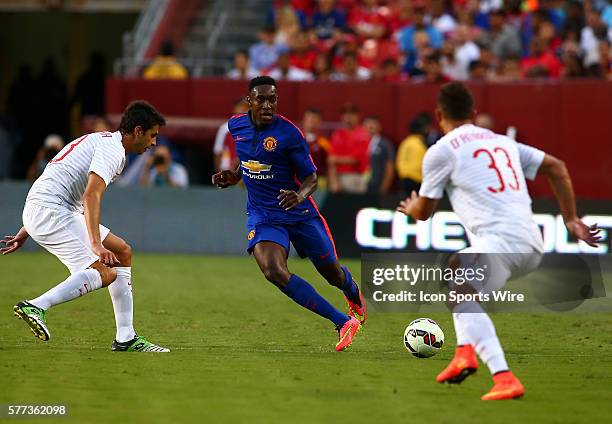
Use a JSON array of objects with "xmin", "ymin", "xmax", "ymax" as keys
[
  {"xmin": 344, "ymin": 289, "xmax": 367, "ymax": 325},
  {"xmin": 481, "ymin": 371, "xmax": 525, "ymax": 401},
  {"xmin": 436, "ymin": 344, "xmax": 479, "ymax": 384},
  {"xmin": 335, "ymin": 317, "xmax": 361, "ymax": 351}
]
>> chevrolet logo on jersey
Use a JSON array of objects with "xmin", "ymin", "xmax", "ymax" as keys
[
  {"xmin": 241, "ymin": 160, "xmax": 274, "ymax": 180},
  {"xmin": 242, "ymin": 160, "xmax": 271, "ymax": 173}
]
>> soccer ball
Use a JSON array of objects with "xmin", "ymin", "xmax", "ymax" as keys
[{"xmin": 404, "ymin": 318, "xmax": 444, "ymax": 358}]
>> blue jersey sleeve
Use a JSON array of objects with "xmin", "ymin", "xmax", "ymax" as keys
[{"xmin": 288, "ymin": 132, "xmax": 317, "ymax": 180}]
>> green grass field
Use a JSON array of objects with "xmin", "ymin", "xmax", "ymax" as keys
[{"xmin": 1, "ymin": 252, "xmax": 611, "ymax": 423}]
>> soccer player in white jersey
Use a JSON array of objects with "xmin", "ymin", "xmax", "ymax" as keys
[
  {"xmin": 1, "ymin": 101, "xmax": 170, "ymax": 353},
  {"xmin": 397, "ymin": 82, "xmax": 600, "ymax": 400}
]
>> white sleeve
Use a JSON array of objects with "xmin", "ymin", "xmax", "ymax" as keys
[
  {"xmin": 89, "ymin": 144, "xmax": 124, "ymax": 186},
  {"xmin": 213, "ymin": 122, "xmax": 229, "ymax": 155},
  {"xmin": 418, "ymin": 144, "xmax": 454, "ymax": 199},
  {"xmin": 517, "ymin": 142, "xmax": 545, "ymax": 181}
]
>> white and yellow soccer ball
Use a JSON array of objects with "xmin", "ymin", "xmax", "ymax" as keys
[{"xmin": 404, "ymin": 318, "xmax": 444, "ymax": 358}]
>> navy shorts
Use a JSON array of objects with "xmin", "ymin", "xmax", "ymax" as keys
[{"xmin": 246, "ymin": 217, "xmax": 338, "ymax": 266}]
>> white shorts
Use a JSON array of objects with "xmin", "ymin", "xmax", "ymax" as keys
[
  {"xmin": 458, "ymin": 234, "xmax": 542, "ymax": 294},
  {"xmin": 22, "ymin": 202, "xmax": 111, "ymax": 275}
]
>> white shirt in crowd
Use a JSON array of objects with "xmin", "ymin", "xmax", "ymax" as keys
[
  {"xmin": 27, "ymin": 131, "xmax": 125, "ymax": 213},
  {"xmin": 419, "ymin": 124, "xmax": 545, "ymax": 252}
]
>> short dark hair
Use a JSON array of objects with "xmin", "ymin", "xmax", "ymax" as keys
[
  {"xmin": 160, "ymin": 40, "xmax": 175, "ymax": 57},
  {"xmin": 305, "ymin": 107, "xmax": 322, "ymax": 116},
  {"xmin": 249, "ymin": 76, "xmax": 276, "ymax": 92},
  {"xmin": 341, "ymin": 102, "xmax": 359, "ymax": 114},
  {"xmin": 119, "ymin": 101, "xmax": 166, "ymax": 134},
  {"xmin": 437, "ymin": 82, "xmax": 475, "ymax": 121},
  {"xmin": 363, "ymin": 115, "xmax": 381, "ymax": 122}
]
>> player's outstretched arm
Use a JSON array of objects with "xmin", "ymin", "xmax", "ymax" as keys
[
  {"xmin": 83, "ymin": 172, "xmax": 120, "ymax": 266},
  {"xmin": 0, "ymin": 226, "xmax": 29, "ymax": 255},
  {"xmin": 538, "ymin": 154, "xmax": 601, "ymax": 247},
  {"xmin": 278, "ymin": 172, "xmax": 318, "ymax": 210},
  {"xmin": 212, "ymin": 163, "xmax": 242, "ymax": 189}
]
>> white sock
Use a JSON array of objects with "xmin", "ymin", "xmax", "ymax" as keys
[
  {"xmin": 29, "ymin": 269, "xmax": 102, "ymax": 310},
  {"xmin": 453, "ymin": 301, "xmax": 509, "ymax": 374},
  {"xmin": 107, "ymin": 267, "xmax": 136, "ymax": 342},
  {"xmin": 452, "ymin": 312, "xmax": 471, "ymax": 345}
]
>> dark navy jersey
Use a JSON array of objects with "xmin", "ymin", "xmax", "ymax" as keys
[{"xmin": 228, "ymin": 112, "xmax": 318, "ymax": 225}]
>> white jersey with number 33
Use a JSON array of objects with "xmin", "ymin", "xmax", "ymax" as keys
[
  {"xmin": 26, "ymin": 131, "xmax": 126, "ymax": 213},
  {"xmin": 419, "ymin": 124, "xmax": 545, "ymax": 252}
]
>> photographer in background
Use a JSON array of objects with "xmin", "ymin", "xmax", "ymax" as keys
[
  {"xmin": 26, "ymin": 134, "xmax": 65, "ymax": 181},
  {"xmin": 139, "ymin": 145, "xmax": 189, "ymax": 188}
]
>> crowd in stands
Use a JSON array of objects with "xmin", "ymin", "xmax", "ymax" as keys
[{"xmin": 227, "ymin": 0, "xmax": 612, "ymax": 81}]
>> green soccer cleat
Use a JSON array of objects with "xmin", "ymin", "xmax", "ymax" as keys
[
  {"xmin": 111, "ymin": 335, "xmax": 170, "ymax": 352},
  {"xmin": 13, "ymin": 300, "xmax": 51, "ymax": 341}
]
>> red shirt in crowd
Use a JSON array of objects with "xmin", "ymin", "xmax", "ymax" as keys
[
  {"xmin": 330, "ymin": 126, "xmax": 371, "ymax": 174},
  {"xmin": 521, "ymin": 52, "xmax": 562, "ymax": 78}
]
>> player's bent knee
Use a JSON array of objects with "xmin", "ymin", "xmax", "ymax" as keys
[
  {"xmin": 262, "ymin": 266, "xmax": 290, "ymax": 288},
  {"xmin": 117, "ymin": 241, "xmax": 132, "ymax": 263}
]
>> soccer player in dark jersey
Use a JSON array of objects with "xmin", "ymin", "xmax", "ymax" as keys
[{"xmin": 212, "ymin": 76, "xmax": 365, "ymax": 351}]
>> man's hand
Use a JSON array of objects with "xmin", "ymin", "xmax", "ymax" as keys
[
  {"xmin": 396, "ymin": 191, "xmax": 438, "ymax": 221},
  {"xmin": 93, "ymin": 244, "xmax": 120, "ymax": 266},
  {"xmin": 212, "ymin": 170, "xmax": 241, "ymax": 188},
  {"xmin": 278, "ymin": 190, "xmax": 305, "ymax": 210},
  {"xmin": 565, "ymin": 218, "xmax": 601, "ymax": 248},
  {"xmin": 1, "ymin": 230, "xmax": 29, "ymax": 255},
  {"xmin": 396, "ymin": 190, "xmax": 419, "ymax": 217}
]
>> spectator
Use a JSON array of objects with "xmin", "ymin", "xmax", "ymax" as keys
[
  {"xmin": 522, "ymin": 37, "xmax": 562, "ymax": 78},
  {"xmin": 475, "ymin": 113, "xmax": 495, "ymax": 130},
  {"xmin": 289, "ymin": 31, "xmax": 318, "ymax": 71},
  {"xmin": 581, "ymin": 9, "xmax": 612, "ymax": 67},
  {"xmin": 26, "ymin": 134, "xmax": 64, "ymax": 181},
  {"xmin": 330, "ymin": 51, "xmax": 372, "ymax": 80},
  {"xmin": 380, "ymin": 57, "xmax": 408, "ymax": 82},
  {"xmin": 92, "ymin": 116, "xmax": 113, "ymax": 132},
  {"xmin": 267, "ymin": 50, "xmax": 314, "ymax": 80},
  {"xmin": 414, "ymin": 52, "xmax": 450, "ymax": 83},
  {"xmin": 140, "ymin": 145, "xmax": 189, "ymax": 188},
  {"xmin": 398, "ymin": 5, "xmax": 443, "ymax": 71},
  {"xmin": 249, "ymin": 26, "xmax": 285, "ymax": 71},
  {"xmin": 302, "ymin": 108, "xmax": 332, "ymax": 178},
  {"xmin": 72, "ymin": 51, "xmax": 106, "ymax": 122},
  {"xmin": 312, "ymin": 52, "xmax": 333, "ymax": 80},
  {"xmin": 363, "ymin": 116, "xmax": 395, "ymax": 194},
  {"xmin": 311, "ymin": 0, "xmax": 347, "ymax": 40},
  {"xmin": 386, "ymin": 0, "xmax": 412, "ymax": 36},
  {"xmin": 328, "ymin": 103, "xmax": 370, "ymax": 193},
  {"xmin": 481, "ymin": 9, "xmax": 522, "ymax": 60},
  {"xmin": 497, "ymin": 55, "xmax": 523, "ymax": 81},
  {"xmin": 227, "ymin": 51, "xmax": 258, "ymax": 80},
  {"xmin": 347, "ymin": 0, "xmax": 388, "ymax": 40},
  {"xmin": 561, "ymin": 50, "xmax": 585, "ymax": 78},
  {"xmin": 539, "ymin": 18, "xmax": 562, "ymax": 54},
  {"xmin": 453, "ymin": 24, "xmax": 481, "ymax": 80},
  {"xmin": 274, "ymin": 3, "xmax": 303, "ymax": 46},
  {"xmin": 142, "ymin": 41, "xmax": 188, "ymax": 79},
  {"xmin": 396, "ymin": 113, "xmax": 430, "ymax": 195},
  {"xmin": 214, "ymin": 98, "xmax": 249, "ymax": 171},
  {"xmin": 430, "ymin": 0, "xmax": 457, "ymax": 36},
  {"xmin": 37, "ymin": 57, "xmax": 70, "ymax": 141},
  {"xmin": 586, "ymin": 39, "xmax": 612, "ymax": 78},
  {"xmin": 441, "ymin": 39, "xmax": 464, "ymax": 80},
  {"xmin": 469, "ymin": 60, "xmax": 488, "ymax": 80}
]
